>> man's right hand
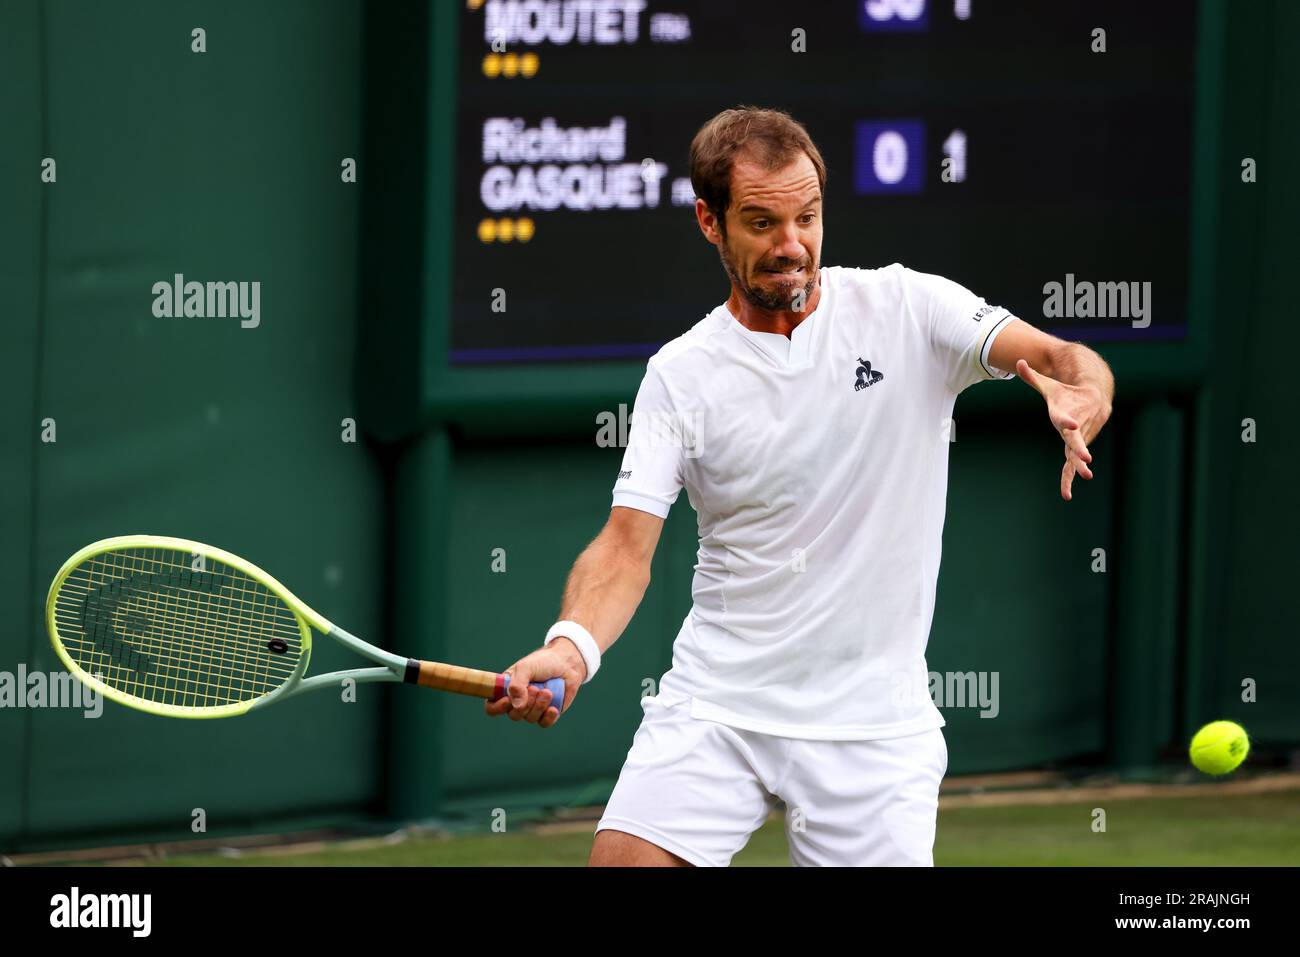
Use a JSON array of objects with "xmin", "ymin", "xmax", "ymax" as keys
[{"xmin": 484, "ymin": 637, "xmax": 588, "ymax": 729}]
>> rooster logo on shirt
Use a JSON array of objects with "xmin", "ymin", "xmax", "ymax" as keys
[{"xmin": 853, "ymin": 357, "xmax": 884, "ymax": 391}]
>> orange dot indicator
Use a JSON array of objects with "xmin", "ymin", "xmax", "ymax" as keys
[
  {"xmin": 477, "ymin": 219, "xmax": 497, "ymax": 243},
  {"xmin": 521, "ymin": 53, "xmax": 539, "ymax": 77},
  {"xmin": 498, "ymin": 219, "xmax": 516, "ymax": 242},
  {"xmin": 516, "ymin": 218, "xmax": 535, "ymax": 242},
  {"xmin": 502, "ymin": 53, "xmax": 519, "ymax": 77},
  {"xmin": 482, "ymin": 54, "xmax": 501, "ymax": 78}
]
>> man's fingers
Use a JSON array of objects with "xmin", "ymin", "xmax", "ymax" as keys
[
  {"xmin": 1061, "ymin": 425, "xmax": 1091, "ymax": 463},
  {"xmin": 490, "ymin": 648, "xmax": 577, "ymax": 727},
  {"xmin": 523, "ymin": 688, "xmax": 553, "ymax": 723},
  {"xmin": 1064, "ymin": 443, "xmax": 1094, "ymax": 480},
  {"xmin": 1059, "ymin": 448, "xmax": 1095, "ymax": 500},
  {"xmin": 1060, "ymin": 457, "xmax": 1076, "ymax": 501},
  {"xmin": 1016, "ymin": 359, "xmax": 1053, "ymax": 397},
  {"xmin": 501, "ymin": 687, "xmax": 559, "ymax": 727},
  {"xmin": 507, "ymin": 665, "xmax": 532, "ymax": 710}
]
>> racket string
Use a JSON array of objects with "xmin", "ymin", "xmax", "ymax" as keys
[{"xmin": 53, "ymin": 546, "xmax": 304, "ymax": 709}]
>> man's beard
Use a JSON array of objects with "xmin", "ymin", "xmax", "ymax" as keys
[{"xmin": 719, "ymin": 240, "xmax": 818, "ymax": 313}]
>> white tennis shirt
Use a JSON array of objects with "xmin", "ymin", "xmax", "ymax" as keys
[{"xmin": 612, "ymin": 263, "xmax": 1016, "ymax": 740}]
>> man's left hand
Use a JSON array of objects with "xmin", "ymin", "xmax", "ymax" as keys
[{"xmin": 1015, "ymin": 358, "xmax": 1113, "ymax": 501}]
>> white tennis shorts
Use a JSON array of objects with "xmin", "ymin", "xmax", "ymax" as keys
[{"xmin": 596, "ymin": 694, "xmax": 948, "ymax": 867}]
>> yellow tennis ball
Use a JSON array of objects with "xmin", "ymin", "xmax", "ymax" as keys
[{"xmin": 1189, "ymin": 720, "xmax": 1250, "ymax": 775}]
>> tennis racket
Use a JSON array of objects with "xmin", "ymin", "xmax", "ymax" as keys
[{"xmin": 45, "ymin": 535, "xmax": 564, "ymax": 719}]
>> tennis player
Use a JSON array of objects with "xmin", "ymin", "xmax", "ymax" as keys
[{"xmin": 487, "ymin": 106, "xmax": 1114, "ymax": 866}]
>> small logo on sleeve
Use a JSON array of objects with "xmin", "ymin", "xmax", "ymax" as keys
[
  {"xmin": 618, "ymin": 470, "xmax": 632, "ymax": 480},
  {"xmin": 972, "ymin": 304, "xmax": 996, "ymax": 322},
  {"xmin": 853, "ymin": 358, "xmax": 884, "ymax": 391}
]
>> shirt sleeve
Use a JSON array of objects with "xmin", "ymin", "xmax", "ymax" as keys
[
  {"xmin": 901, "ymin": 265, "xmax": 1017, "ymax": 394},
  {"xmin": 610, "ymin": 362, "xmax": 686, "ymax": 519}
]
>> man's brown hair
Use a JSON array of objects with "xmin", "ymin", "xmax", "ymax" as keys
[{"xmin": 688, "ymin": 106, "xmax": 827, "ymax": 233}]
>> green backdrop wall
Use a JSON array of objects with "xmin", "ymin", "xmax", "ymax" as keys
[{"xmin": 1, "ymin": 0, "xmax": 385, "ymax": 850}]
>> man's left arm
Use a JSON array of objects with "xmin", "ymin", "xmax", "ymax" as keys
[{"xmin": 987, "ymin": 319, "xmax": 1115, "ymax": 502}]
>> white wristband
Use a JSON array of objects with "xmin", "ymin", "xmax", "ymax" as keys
[{"xmin": 545, "ymin": 620, "xmax": 600, "ymax": 683}]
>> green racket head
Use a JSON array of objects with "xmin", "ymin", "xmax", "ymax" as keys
[{"xmin": 46, "ymin": 536, "xmax": 319, "ymax": 718}]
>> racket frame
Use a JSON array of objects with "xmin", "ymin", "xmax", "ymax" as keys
[{"xmin": 46, "ymin": 535, "xmax": 406, "ymax": 718}]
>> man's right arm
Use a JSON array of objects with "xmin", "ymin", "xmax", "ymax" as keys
[
  {"xmin": 556, "ymin": 505, "xmax": 664, "ymax": 664},
  {"xmin": 485, "ymin": 506, "xmax": 664, "ymax": 728}
]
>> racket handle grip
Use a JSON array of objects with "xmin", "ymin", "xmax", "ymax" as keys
[{"xmin": 500, "ymin": 674, "xmax": 566, "ymax": 713}]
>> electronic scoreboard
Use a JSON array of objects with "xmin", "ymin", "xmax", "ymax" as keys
[{"xmin": 451, "ymin": 0, "xmax": 1197, "ymax": 364}]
